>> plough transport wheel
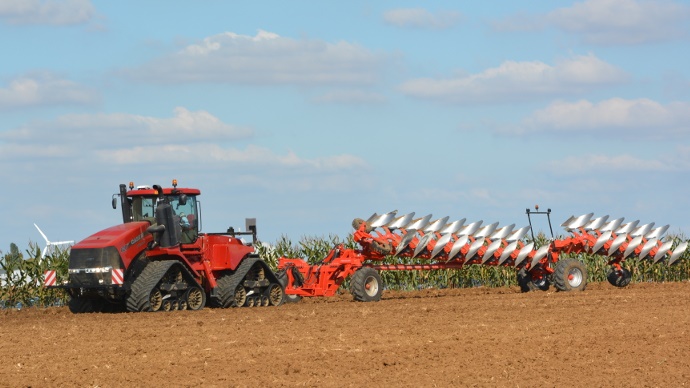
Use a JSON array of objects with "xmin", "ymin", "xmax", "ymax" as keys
[
  {"xmin": 351, "ymin": 267, "xmax": 383, "ymax": 302},
  {"xmin": 552, "ymin": 258, "xmax": 587, "ymax": 292}
]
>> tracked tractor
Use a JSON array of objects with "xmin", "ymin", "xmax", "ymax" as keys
[{"xmin": 47, "ymin": 180, "xmax": 284, "ymax": 313}]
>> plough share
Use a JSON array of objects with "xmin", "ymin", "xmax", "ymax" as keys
[{"xmin": 278, "ymin": 209, "xmax": 689, "ymax": 301}]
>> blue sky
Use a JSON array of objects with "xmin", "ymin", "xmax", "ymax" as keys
[{"xmin": 1, "ymin": 0, "xmax": 690, "ymax": 250}]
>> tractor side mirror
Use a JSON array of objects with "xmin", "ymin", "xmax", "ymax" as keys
[
  {"xmin": 112, "ymin": 197, "xmax": 117, "ymax": 209},
  {"xmin": 179, "ymin": 194, "xmax": 187, "ymax": 206}
]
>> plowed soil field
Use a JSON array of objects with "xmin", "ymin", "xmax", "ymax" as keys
[{"xmin": 2, "ymin": 282, "xmax": 690, "ymax": 387}]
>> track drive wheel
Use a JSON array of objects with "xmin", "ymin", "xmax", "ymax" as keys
[
  {"xmin": 517, "ymin": 268, "xmax": 550, "ymax": 292},
  {"xmin": 606, "ymin": 267, "xmax": 632, "ymax": 288},
  {"xmin": 552, "ymin": 258, "xmax": 587, "ymax": 292},
  {"xmin": 185, "ymin": 286, "xmax": 206, "ymax": 311},
  {"xmin": 267, "ymin": 283, "xmax": 284, "ymax": 306},
  {"xmin": 350, "ymin": 267, "xmax": 383, "ymax": 302}
]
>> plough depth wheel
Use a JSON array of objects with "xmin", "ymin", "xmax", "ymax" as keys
[
  {"xmin": 517, "ymin": 269, "xmax": 550, "ymax": 293},
  {"xmin": 351, "ymin": 267, "xmax": 383, "ymax": 302},
  {"xmin": 552, "ymin": 258, "xmax": 587, "ymax": 292},
  {"xmin": 606, "ymin": 267, "xmax": 632, "ymax": 288}
]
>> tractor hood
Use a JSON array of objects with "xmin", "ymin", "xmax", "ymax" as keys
[{"xmin": 73, "ymin": 222, "xmax": 152, "ymax": 265}]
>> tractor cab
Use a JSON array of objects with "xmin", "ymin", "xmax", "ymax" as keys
[{"xmin": 113, "ymin": 180, "xmax": 201, "ymax": 245}]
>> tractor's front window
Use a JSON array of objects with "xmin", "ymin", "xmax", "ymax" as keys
[
  {"xmin": 131, "ymin": 197, "xmax": 156, "ymax": 222},
  {"xmin": 171, "ymin": 195, "xmax": 198, "ymax": 243}
]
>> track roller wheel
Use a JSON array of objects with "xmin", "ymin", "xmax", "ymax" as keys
[
  {"xmin": 267, "ymin": 283, "xmax": 284, "ymax": 306},
  {"xmin": 178, "ymin": 300, "xmax": 188, "ymax": 311},
  {"xmin": 185, "ymin": 286, "xmax": 206, "ymax": 311},
  {"xmin": 245, "ymin": 297, "xmax": 256, "ymax": 307},
  {"xmin": 350, "ymin": 267, "xmax": 383, "ymax": 302},
  {"xmin": 161, "ymin": 298, "xmax": 172, "ymax": 312},
  {"xmin": 517, "ymin": 268, "xmax": 550, "ymax": 292},
  {"xmin": 606, "ymin": 267, "xmax": 632, "ymax": 288},
  {"xmin": 233, "ymin": 284, "xmax": 247, "ymax": 307},
  {"xmin": 552, "ymin": 258, "xmax": 587, "ymax": 292},
  {"xmin": 260, "ymin": 296, "xmax": 269, "ymax": 306},
  {"xmin": 149, "ymin": 289, "xmax": 164, "ymax": 312}
]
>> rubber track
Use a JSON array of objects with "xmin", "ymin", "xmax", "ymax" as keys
[
  {"xmin": 126, "ymin": 261, "xmax": 175, "ymax": 312},
  {"xmin": 213, "ymin": 256, "xmax": 260, "ymax": 308}
]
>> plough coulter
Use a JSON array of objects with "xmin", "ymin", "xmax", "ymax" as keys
[{"xmin": 277, "ymin": 209, "xmax": 689, "ymax": 301}]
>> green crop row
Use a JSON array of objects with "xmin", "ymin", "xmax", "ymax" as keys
[
  {"xmin": 0, "ymin": 243, "xmax": 69, "ymax": 309},
  {"xmin": 2, "ymin": 232, "xmax": 689, "ymax": 308}
]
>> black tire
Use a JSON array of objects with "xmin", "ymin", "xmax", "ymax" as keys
[
  {"xmin": 516, "ymin": 269, "xmax": 550, "ymax": 293},
  {"xmin": 68, "ymin": 297, "xmax": 101, "ymax": 313},
  {"xmin": 606, "ymin": 267, "xmax": 632, "ymax": 288},
  {"xmin": 350, "ymin": 267, "xmax": 383, "ymax": 302},
  {"xmin": 352, "ymin": 218, "xmax": 374, "ymax": 233},
  {"xmin": 284, "ymin": 294, "xmax": 303, "ymax": 303},
  {"xmin": 552, "ymin": 258, "xmax": 587, "ymax": 292},
  {"xmin": 372, "ymin": 241, "xmax": 393, "ymax": 255}
]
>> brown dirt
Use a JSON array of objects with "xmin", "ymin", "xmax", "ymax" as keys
[{"xmin": 1, "ymin": 282, "xmax": 690, "ymax": 387}]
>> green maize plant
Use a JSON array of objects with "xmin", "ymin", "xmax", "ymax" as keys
[
  {"xmin": 0, "ymin": 242, "xmax": 69, "ymax": 309},
  {"xmin": 255, "ymin": 234, "xmax": 357, "ymax": 271}
]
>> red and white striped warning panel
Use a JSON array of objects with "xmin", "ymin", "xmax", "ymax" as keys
[
  {"xmin": 44, "ymin": 270, "xmax": 56, "ymax": 287},
  {"xmin": 112, "ymin": 268, "xmax": 124, "ymax": 285}
]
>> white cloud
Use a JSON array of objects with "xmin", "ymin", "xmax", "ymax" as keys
[
  {"xmin": 546, "ymin": 154, "xmax": 669, "ymax": 175},
  {"xmin": 510, "ymin": 98, "xmax": 690, "ymax": 137},
  {"xmin": 0, "ymin": 72, "xmax": 99, "ymax": 110},
  {"xmin": 495, "ymin": 0, "xmax": 690, "ymax": 45},
  {"xmin": 0, "ymin": 0, "xmax": 95, "ymax": 26},
  {"xmin": 399, "ymin": 54, "xmax": 627, "ymax": 104},
  {"xmin": 383, "ymin": 8, "xmax": 462, "ymax": 29},
  {"xmin": 0, "ymin": 107, "xmax": 367, "ymax": 177},
  {"xmin": 97, "ymin": 144, "xmax": 367, "ymax": 171},
  {"xmin": 0, "ymin": 107, "xmax": 253, "ymax": 149},
  {"xmin": 122, "ymin": 30, "xmax": 388, "ymax": 86},
  {"xmin": 544, "ymin": 145, "xmax": 690, "ymax": 176}
]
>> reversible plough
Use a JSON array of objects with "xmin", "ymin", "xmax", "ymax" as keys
[{"xmin": 278, "ymin": 209, "xmax": 689, "ymax": 301}]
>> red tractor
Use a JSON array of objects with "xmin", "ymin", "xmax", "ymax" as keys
[{"xmin": 49, "ymin": 180, "xmax": 284, "ymax": 313}]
